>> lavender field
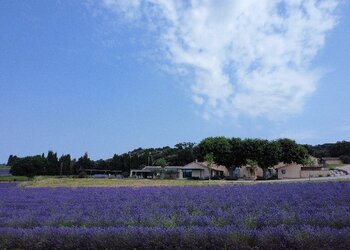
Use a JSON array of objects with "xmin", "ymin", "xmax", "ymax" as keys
[{"xmin": 1, "ymin": 182, "xmax": 350, "ymax": 249}]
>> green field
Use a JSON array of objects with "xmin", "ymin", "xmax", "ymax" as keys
[
  {"xmin": 20, "ymin": 176, "xmax": 350, "ymax": 187},
  {"xmin": 23, "ymin": 177, "xmax": 251, "ymax": 187},
  {"xmin": 0, "ymin": 176, "xmax": 31, "ymax": 182}
]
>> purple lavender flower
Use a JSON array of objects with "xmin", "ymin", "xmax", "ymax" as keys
[{"xmin": 0, "ymin": 182, "xmax": 349, "ymax": 249}]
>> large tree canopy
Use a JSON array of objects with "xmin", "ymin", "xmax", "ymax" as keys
[
  {"xmin": 10, "ymin": 155, "xmax": 47, "ymax": 177},
  {"xmin": 196, "ymin": 137, "xmax": 233, "ymax": 167},
  {"xmin": 277, "ymin": 138, "xmax": 308, "ymax": 165}
]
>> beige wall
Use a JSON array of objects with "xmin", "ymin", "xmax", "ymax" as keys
[
  {"xmin": 300, "ymin": 170, "xmax": 330, "ymax": 178},
  {"xmin": 277, "ymin": 164, "xmax": 331, "ymax": 179},
  {"xmin": 278, "ymin": 165, "xmax": 301, "ymax": 179},
  {"xmin": 326, "ymin": 159, "xmax": 342, "ymax": 165},
  {"xmin": 220, "ymin": 167, "xmax": 230, "ymax": 177},
  {"xmin": 211, "ymin": 168, "xmax": 229, "ymax": 177}
]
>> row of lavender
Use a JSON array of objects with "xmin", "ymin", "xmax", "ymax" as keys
[{"xmin": 0, "ymin": 182, "xmax": 349, "ymax": 249}]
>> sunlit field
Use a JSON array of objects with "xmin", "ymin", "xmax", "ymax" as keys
[
  {"xmin": 22, "ymin": 177, "xmax": 249, "ymax": 187},
  {"xmin": 19, "ymin": 176, "xmax": 350, "ymax": 188},
  {"xmin": 1, "ymin": 182, "xmax": 349, "ymax": 249}
]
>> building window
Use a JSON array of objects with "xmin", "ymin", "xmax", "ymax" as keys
[
  {"xmin": 183, "ymin": 170, "xmax": 192, "ymax": 178},
  {"xmin": 281, "ymin": 170, "xmax": 286, "ymax": 174}
]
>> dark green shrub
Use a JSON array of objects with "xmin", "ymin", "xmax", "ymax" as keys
[
  {"xmin": 340, "ymin": 155, "xmax": 350, "ymax": 164},
  {"xmin": 224, "ymin": 176, "xmax": 238, "ymax": 181},
  {"xmin": 78, "ymin": 171, "xmax": 87, "ymax": 178},
  {"xmin": 256, "ymin": 175, "xmax": 278, "ymax": 181}
]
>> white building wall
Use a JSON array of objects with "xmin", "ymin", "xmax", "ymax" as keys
[{"xmin": 192, "ymin": 170, "xmax": 202, "ymax": 178}]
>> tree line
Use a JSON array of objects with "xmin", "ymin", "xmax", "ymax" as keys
[
  {"xmin": 7, "ymin": 142, "xmax": 197, "ymax": 177},
  {"xmin": 305, "ymin": 141, "xmax": 350, "ymax": 163},
  {"xmin": 6, "ymin": 137, "xmax": 349, "ymax": 177}
]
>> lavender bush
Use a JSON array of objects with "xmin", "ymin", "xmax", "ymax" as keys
[
  {"xmin": 0, "ymin": 168, "xmax": 10, "ymax": 176},
  {"xmin": 0, "ymin": 182, "xmax": 349, "ymax": 249}
]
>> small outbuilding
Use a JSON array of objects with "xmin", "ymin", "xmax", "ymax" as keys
[
  {"xmin": 275, "ymin": 159, "xmax": 332, "ymax": 179},
  {"xmin": 275, "ymin": 163, "xmax": 303, "ymax": 179},
  {"xmin": 319, "ymin": 157, "xmax": 342, "ymax": 166},
  {"xmin": 130, "ymin": 166, "xmax": 183, "ymax": 179},
  {"xmin": 181, "ymin": 161, "xmax": 229, "ymax": 179}
]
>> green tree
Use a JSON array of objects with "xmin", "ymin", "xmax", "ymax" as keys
[
  {"xmin": 109, "ymin": 154, "xmax": 121, "ymax": 171},
  {"xmin": 246, "ymin": 159, "xmax": 258, "ymax": 178},
  {"xmin": 96, "ymin": 159, "xmax": 108, "ymax": 170},
  {"xmin": 175, "ymin": 142, "xmax": 195, "ymax": 165},
  {"xmin": 7, "ymin": 155, "xmax": 19, "ymax": 166},
  {"xmin": 154, "ymin": 158, "xmax": 168, "ymax": 179},
  {"xmin": 154, "ymin": 157, "xmax": 168, "ymax": 167},
  {"xmin": 70, "ymin": 159, "xmax": 77, "ymax": 175},
  {"xmin": 330, "ymin": 141, "xmax": 350, "ymax": 157},
  {"xmin": 121, "ymin": 153, "xmax": 131, "ymax": 173},
  {"xmin": 10, "ymin": 156, "xmax": 47, "ymax": 177},
  {"xmin": 58, "ymin": 154, "xmax": 71, "ymax": 175},
  {"xmin": 47, "ymin": 151, "xmax": 59, "ymax": 175},
  {"xmin": 277, "ymin": 138, "xmax": 309, "ymax": 164},
  {"xmin": 204, "ymin": 153, "xmax": 215, "ymax": 180},
  {"xmin": 197, "ymin": 137, "xmax": 232, "ymax": 167},
  {"xmin": 302, "ymin": 156, "xmax": 315, "ymax": 167},
  {"xmin": 241, "ymin": 138, "xmax": 266, "ymax": 163},
  {"xmin": 340, "ymin": 155, "xmax": 350, "ymax": 164},
  {"xmin": 256, "ymin": 140, "xmax": 281, "ymax": 179},
  {"xmin": 230, "ymin": 138, "xmax": 246, "ymax": 167},
  {"xmin": 75, "ymin": 153, "xmax": 94, "ymax": 174}
]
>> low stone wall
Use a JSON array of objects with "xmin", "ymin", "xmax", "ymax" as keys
[{"xmin": 300, "ymin": 170, "xmax": 330, "ymax": 178}]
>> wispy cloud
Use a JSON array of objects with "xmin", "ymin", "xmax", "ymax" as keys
[{"xmin": 98, "ymin": 0, "xmax": 339, "ymax": 120}]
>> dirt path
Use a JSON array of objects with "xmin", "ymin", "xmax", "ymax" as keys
[{"xmin": 338, "ymin": 165, "xmax": 350, "ymax": 174}]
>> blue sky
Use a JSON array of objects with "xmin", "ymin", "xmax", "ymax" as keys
[{"xmin": 0, "ymin": 0, "xmax": 349, "ymax": 162}]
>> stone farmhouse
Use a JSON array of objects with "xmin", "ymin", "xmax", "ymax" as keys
[
  {"xmin": 274, "ymin": 162, "xmax": 340, "ymax": 179},
  {"xmin": 319, "ymin": 157, "xmax": 342, "ymax": 165},
  {"xmin": 275, "ymin": 157, "xmax": 346, "ymax": 179},
  {"xmin": 130, "ymin": 161, "xmax": 229, "ymax": 179},
  {"xmin": 232, "ymin": 165, "xmax": 263, "ymax": 179},
  {"xmin": 181, "ymin": 161, "xmax": 229, "ymax": 179},
  {"xmin": 130, "ymin": 166, "xmax": 183, "ymax": 179}
]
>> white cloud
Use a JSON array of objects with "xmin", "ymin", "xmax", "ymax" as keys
[{"xmin": 98, "ymin": 0, "xmax": 339, "ymax": 120}]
